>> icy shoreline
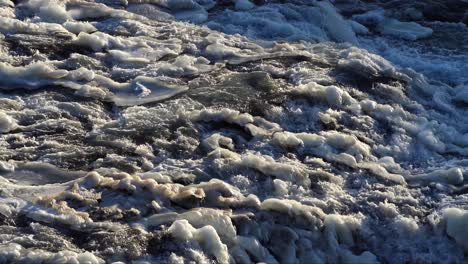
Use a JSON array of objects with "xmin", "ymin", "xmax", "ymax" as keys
[{"xmin": 0, "ymin": 0, "xmax": 467, "ymax": 263}]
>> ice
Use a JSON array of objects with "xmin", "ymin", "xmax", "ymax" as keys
[
  {"xmin": 168, "ymin": 219, "xmax": 230, "ymax": 263},
  {"xmin": 0, "ymin": 0, "xmax": 466, "ymax": 263},
  {"xmin": 0, "ymin": 243, "xmax": 104, "ymax": 264},
  {"xmin": 156, "ymin": 0, "xmax": 209, "ymax": 23},
  {"xmin": 352, "ymin": 10, "xmax": 386, "ymax": 27},
  {"xmin": 454, "ymin": 87, "xmax": 468, "ymax": 103},
  {"xmin": 359, "ymin": 25, "xmax": 468, "ymax": 85},
  {"xmin": 443, "ymin": 208, "xmax": 468, "ymax": 252},
  {"xmin": 73, "ymin": 32, "xmax": 108, "ymax": 51},
  {"xmin": 0, "ymin": 111, "xmax": 16, "ymax": 133},
  {"xmin": 233, "ymin": 236, "xmax": 278, "ymax": 264},
  {"xmin": 393, "ymin": 216, "xmax": 419, "ymax": 236},
  {"xmin": 0, "ymin": 0, "xmax": 13, "ymax": 7},
  {"xmin": 36, "ymin": 2, "xmax": 70, "ymax": 23},
  {"xmin": 202, "ymin": 133, "xmax": 235, "ymax": 152},
  {"xmin": 0, "ymin": 17, "xmax": 68, "ymax": 34},
  {"xmin": 111, "ymin": 77, "xmax": 187, "ymax": 106},
  {"xmin": 352, "ymin": 10, "xmax": 432, "ymax": 40},
  {"xmin": 315, "ymin": 1, "xmax": 358, "ymax": 44},
  {"xmin": 178, "ymin": 208, "xmax": 237, "ymax": 240},
  {"xmin": 205, "ymin": 1, "xmax": 359, "ymax": 43},
  {"xmin": 234, "ymin": 0, "xmax": 255, "ymax": 11},
  {"xmin": 240, "ymin": 153, "xmax": 311, "ymax": 186},
  {"xmin": 377, "ymin": 18, "xmax": 433, "ymax": 41},
  {"xmin": 0, "ymin": 61, "xmax": 187, "ymax": 106},
  {"xmin": 349, "ymin": 20, "xmax": 369, "ymax": 35},
  {"xmin": 63, "ymin": 21, "xmax": 97, "ymax": 34},
  {"xmin": 260, "ymin": 198, "xmax": 325, "ymax": 225},
  {"xmin": 338, "ymin": 47, "xmax": 401, "ymax": 79},
  {"xmin": 378, "ymin": 200, "xmax": 399, "ymax": 218}
]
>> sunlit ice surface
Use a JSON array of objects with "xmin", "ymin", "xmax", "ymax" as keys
[{"xmin": 0, "ymin": 0, "xmax": 467, "ymax": 263}]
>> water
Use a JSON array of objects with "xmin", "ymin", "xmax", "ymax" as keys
[{"xmin": 0, "ymin": 0, "xmax": 467, "ymax": 263}]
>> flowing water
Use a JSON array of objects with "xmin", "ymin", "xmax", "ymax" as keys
[{"xmin": 0, "ymin": 0, "xmax": 467, "ymax": 263}]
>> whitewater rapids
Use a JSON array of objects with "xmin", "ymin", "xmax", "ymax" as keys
[{"xmin": 0, "ymin": 0, "xmax": 467, "ymax": 263}]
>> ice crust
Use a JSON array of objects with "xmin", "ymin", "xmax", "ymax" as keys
[{"xmin": 0, "ymin": 0, "xmax": 466, "ymax": 263}]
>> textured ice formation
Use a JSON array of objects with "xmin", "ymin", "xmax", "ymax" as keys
[
  {"xmin": 352, "ymin": 10, "xmax": 433, "ymax": 41},
  {"xmin": 443, "ymin": 208, "xmax": 468, "ymax": 252},
  {"xmin": 206, "ymin": 1, "xmax": 359, "ymax": 43},
  {"xmin": 377, "ymin": 18, "xmax": 433, "ymax": 41},
  {"xmin": 0, "ymin": 0, "xmax": 466, "ymax": 263}
]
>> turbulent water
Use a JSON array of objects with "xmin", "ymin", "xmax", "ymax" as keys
[{"xmin": 0, "ymin": 0, "xmax": 467, "ymax": 263}]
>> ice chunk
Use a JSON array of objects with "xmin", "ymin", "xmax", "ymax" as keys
[
  {"xmin": 0, "ymin": 62, "xmax": 186, "ymax": 106},
  {"xmin": 202, "ymin": 133, "xmax": 234, "ymax": 152},
  {"xmin": 235, "ymin": 236, "xmax": 279, "ymax": 263},
  {"xmin": 96, "ymin": 76, "xmax": 188, "ymax": 106},
  {"xmin": 191, "ymin": 108, "xmax": 254, "ymax": 126},
  {"xmin": 260, "ymin": 198, "xmax": 325, "ymax": 226},
  {"xmin": 273, "ymin": 132, "xmax": 303, "ymax": 149},
  {"xmin": 408, "ymin": 167, "xmax": 464, "ymax": 186},
  {"xmin": 37, "ymin": 3, "xmax": 70, "ymax": 23},
  {"xmin": 378, "ymin": 201, "xmax": 399, "ymax": 218},
  {"xmin": 73, "ymin": 32, "xmax": 108, "ymax": 51},
  {"xmin": 393, "ymin": 216, "xmax": 419, "ymax": 236},
  {"xmin": 324, "ymin": 214, "xmax": 360, "ymax": 247},
  {"xmin": 442, "ymin": 208, "xmax": 468, "ymax": 252},
  {"xmin": 316, "ymin": 1, "xmax": 358, "ymax": 44},
  {"xmin": 377, "ymin": 19, "xmax": 433, "ymax": 41},
  {"xmin": 454, "ymin": 86, "xmax": 468, "ymax": 104},
  {"xmin": 178, "ymin": 208, "xmax": 236, "ymax": 240},
  {"xmin": 352, "ymin": 10, "xmax": 385, "ymax": 27},
  {"xmin": 349, "ymin": 20, "xmax": 369, "ymax": 35},
  {"xmin": 168, "ymin": 219, "xmax": 230, "ymax": 263},
  {"xmin": 338, "ymin": 47, "xmax": 401, "ymax": 79},
  {"xmin": 240, "ymin": 154, "xmax": 310, "ymax": 186},
  {"xmin": 0, "ymin": 111, "xmax": 17, "ymax": 133},
  {"xmin": 325, "ymin": 86, "xmax": 344, "ymax": 106},
  {"xmin": 207, "ymin": 1, "xmax": 358, "ymax": 43},
  {"xmin": 235, "ymin": 0, "xmax": 255, "ymax": 11},
  {"xmin": 0, "ymin": 62, "xmax": 69, "ymax": 88},
  {"xmin": 63, "ymin": 21, "xmax": 97, "ymax": 34},
  {"xmin": 157, "ymin": 0, "xmax": 209, "ymax": 23},
  {"xmin": 0, "ymin": 0, "xmax": 13, "ymax": 7}
]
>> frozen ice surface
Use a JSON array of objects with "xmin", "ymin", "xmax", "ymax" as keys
[{"xmin": 0, "ymin": 0, "xmax": 466, "ymax": 263}]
